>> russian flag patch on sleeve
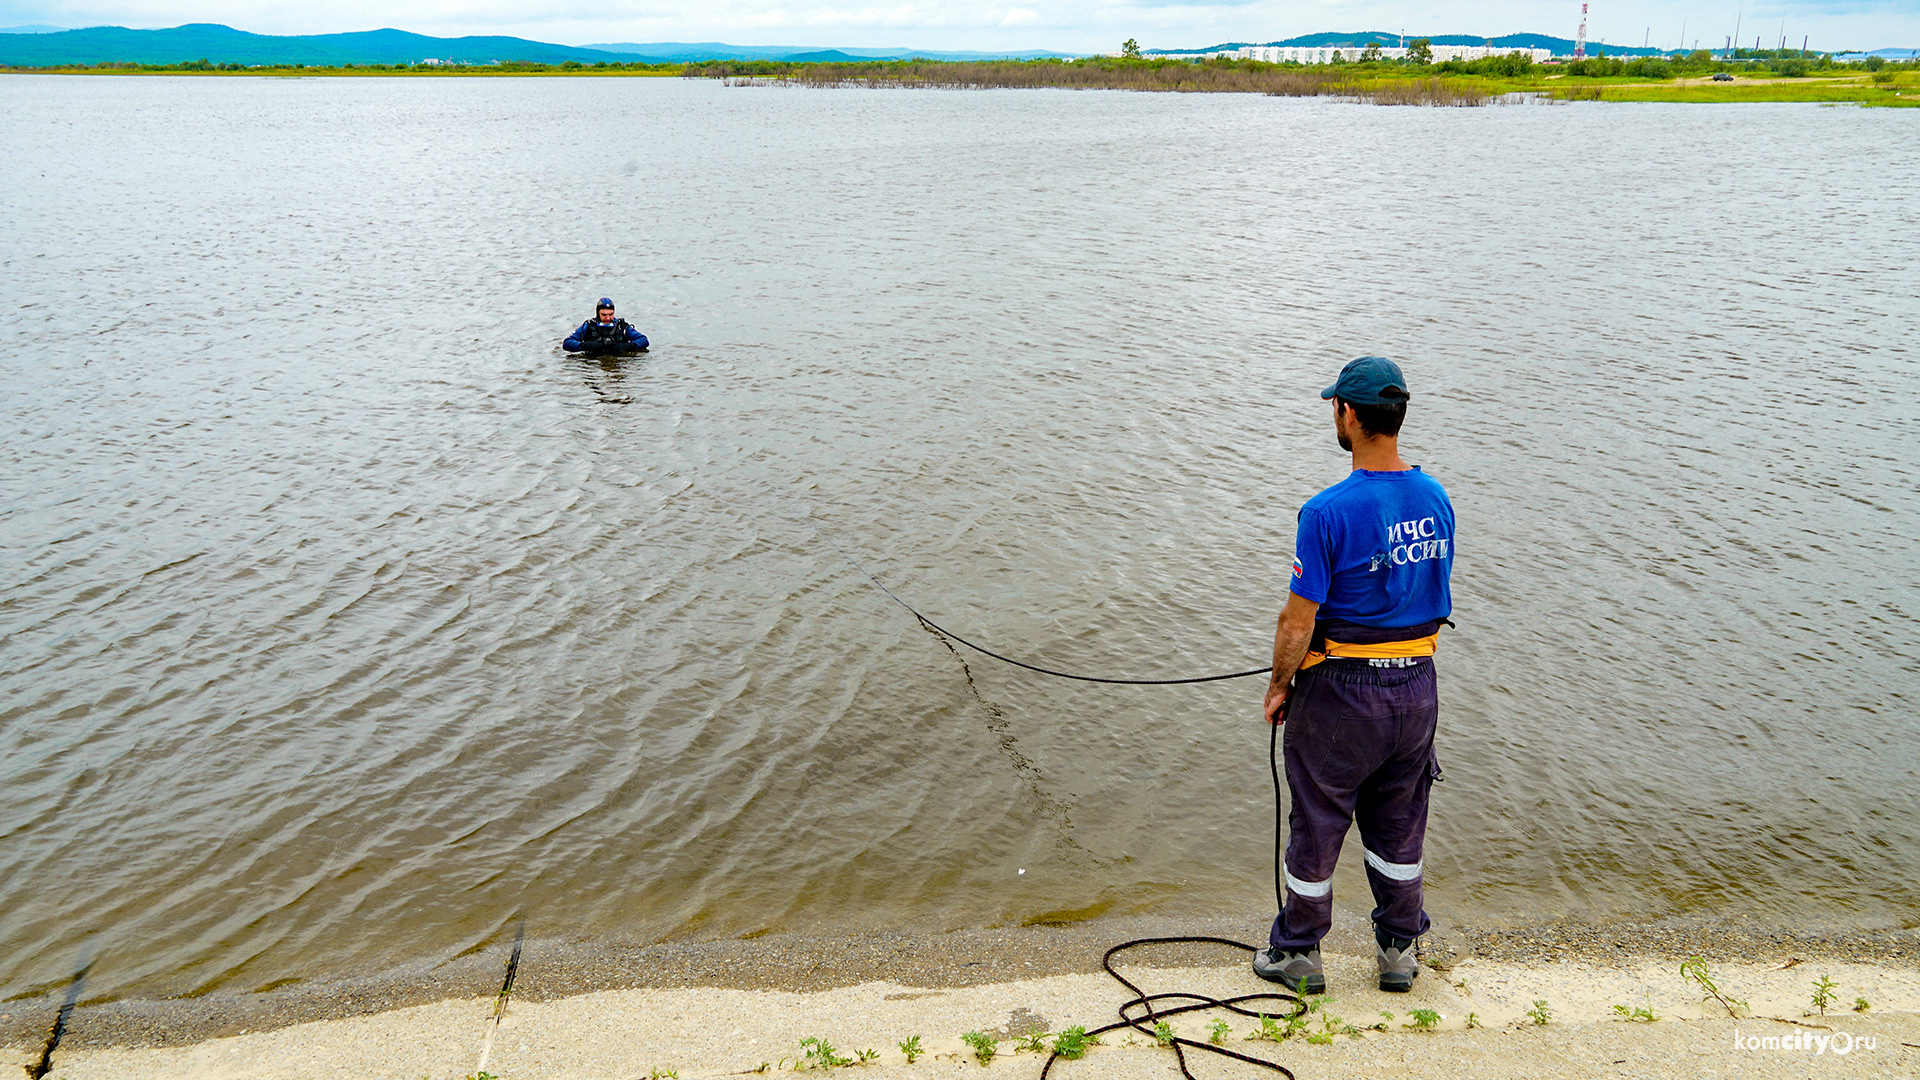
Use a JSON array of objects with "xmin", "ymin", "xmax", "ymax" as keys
[{"xmin": 1291, "ymin": 557, "xmax": 1304, "ymax": 579}]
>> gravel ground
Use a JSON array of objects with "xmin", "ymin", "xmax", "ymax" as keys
[
  {"xmin": 3, "ymin": 908, "xmax": 1915, "ymax": 1071},
  {"xmin": 11, "ymin": 955, "xmax": 1920, "ymax": 1080}
]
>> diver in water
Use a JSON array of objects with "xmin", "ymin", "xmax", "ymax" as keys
[{"xmin": 564, "ymin": 298, "xmax": 650, "ymax": 355}]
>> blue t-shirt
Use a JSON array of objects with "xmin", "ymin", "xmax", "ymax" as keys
[{"xmin": 1290, "ymin": 467, "xmax": 1455, "ymax": 628}]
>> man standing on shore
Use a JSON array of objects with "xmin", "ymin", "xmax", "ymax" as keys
[{"xmin": 1252, "ymin": 356, "xmax": 1455, "ymax": 995}]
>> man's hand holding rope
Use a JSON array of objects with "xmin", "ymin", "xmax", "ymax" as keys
[{"xmin": 1265, "ymin": 591, "xmax": 1320, "ymax": 725}]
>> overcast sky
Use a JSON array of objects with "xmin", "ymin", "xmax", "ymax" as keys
[{"xmin": 4, "ymin": 0, "xmax": 1914, "ymax": 52}]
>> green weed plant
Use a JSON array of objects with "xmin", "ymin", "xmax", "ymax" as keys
[
  {"xmin": 1611, "ymin": 997, "xmax": 1658, "ymax": 1023},
  {"xmin": 960, "ymin": 1030, "xmax": 996, "ymax": 1066},
  {"xmin": 1680, "ymin": 956, "xmax": 1748, "ymax": 1018},
  {"xmin": 1051, "ymin": 1025, "xmax": 1096, "ymax": 1058},
  {"xmin": 798, "ymin": 1036, "xmax": 851, "ymax": 1069},
  {"xmin": 1812, "ymin": 975, "xmax": 1839, "ymax": 1015}
]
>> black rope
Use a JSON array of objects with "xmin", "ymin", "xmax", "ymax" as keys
[
  {"xmin": 1271, "ymin": 699, "xmax": 1287, "ymax": 911},
  {"xmin": 830, "ymin": 536, "xmax": 1305, "ymax": 1078},
  {"xmin": 1038, "ymin": 937, "xmax": 1303, "ymax": 1080},
  {"xmin": 1039, "ymin": 698, "xmax": 1298, "ymax": 1079},
  {"xmin": 832, "ymin": 547, "xmax": 1272, "ymax": 685}
]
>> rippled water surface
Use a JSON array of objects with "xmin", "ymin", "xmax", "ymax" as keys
[{"xmin": 2, "ymin": 75, "xmax": 1916, "ymax": 1002}]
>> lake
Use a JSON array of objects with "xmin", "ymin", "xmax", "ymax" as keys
[{"xmin": 1, "ymin": 74, "xmax": 1916, "ymax": 1005}]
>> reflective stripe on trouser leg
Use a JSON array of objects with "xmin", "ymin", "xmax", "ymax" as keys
[
  {"xmin": 1362, "ymin": 849, "xmax": 1422, "ymax": 881},
  {"xmin": 1361, "ymin": 847, "xmax": 1428, "ymax": 940},
  {"xmin": 1275, "ymin": 861, "xmax": 1335, "ymax": 953},
  {"xmin": 1284, "ymin": 863, "xmax": 1332, "ymax": 898},
  {"xmin": 1362, "ymin": 857, "xmax": 1429, "ymax": 941}
]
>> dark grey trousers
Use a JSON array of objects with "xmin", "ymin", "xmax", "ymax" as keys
[{"xmin": 1269, "ymin": 657, "xmax": 1440, "ymax": 952}]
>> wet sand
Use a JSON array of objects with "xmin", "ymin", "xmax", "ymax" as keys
[{"xmin": 7, "ymin": 911, "xmax": 1917, "ymax": 1078}]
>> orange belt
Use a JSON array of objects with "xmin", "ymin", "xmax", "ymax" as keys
[{"xmin": 1298, "ymin": 632, "xmax": 1439, "ymax": 671}]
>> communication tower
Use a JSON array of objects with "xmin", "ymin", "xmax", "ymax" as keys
[{"xmin": 1575, "ymin": 3, "xmax": 1589, "ymax": 58}]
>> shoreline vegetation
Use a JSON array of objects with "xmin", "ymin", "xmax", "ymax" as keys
[
  {"xmin": 21, "ymin": 967, "xmax": 1920, "ymax": 1080},
  {"xmin": 3, "ymin": 912, "xmax": 1914, "ymax": 1050},
  {"xmin": 4, "ymin": 916, "xmax": 1917, "ymax": 1079},
  {"xmin": 2, "ymin": 51, "xmax": 1916, "ymax": 106}
]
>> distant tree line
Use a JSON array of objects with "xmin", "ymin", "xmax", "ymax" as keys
[
  {"xmin": 1560, "ymin": 49, "xmax": 1909, "ymax": 78},
  {"xmin": 7, "ymin": 51, "xmax": 1908, "ymax": 81},
  {"xmin": 0, "ymin": 57, "xmax": 681, "ymax": 72}
]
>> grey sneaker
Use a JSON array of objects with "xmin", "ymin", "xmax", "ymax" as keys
[
  {"xmin": 1252, "ymin": 946, "xmax": 1326, "ymax": 994},
  {"xmin": 1375, "ymin": 930, "xmax": 1419, "ymax": 992}
]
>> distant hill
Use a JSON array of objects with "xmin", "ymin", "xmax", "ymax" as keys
[
  {"xmin": 0, "ymin": 23, "xmax": 642, "ymax": 66},
  {"xmin": 2, "ymin": 22, "xmax": 1757, "ymax": 68},
  {"xmin": 780, "ymin": 50, "xmax": 874, "ymax": 63},
  {"xmin": 1150, "ymin": 30, "xmax": 1669, "ymax": 57},
  {"xmin": 584, "ymin": 41, "xmax": 795, "ymax": 63},
  {"xmin": 587, "ymin": 41, "xmax": 1076, "ymax": 62},
  {"xmin": 0, "ymin": 25, "xmax": 1079, "ymax": 67}
]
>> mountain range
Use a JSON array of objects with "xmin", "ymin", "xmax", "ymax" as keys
[
  {"xmin": 586, "ymin": 42, "xmax": 1073, "ymax": 63},
  {"xmin": 0, "ymin": 24, "xmax": 637, "ymax": 66},
  {"xmin": 1, "ymin": 23, "xmax": 1894, "ymax": 67},
  {"xmin": 0, "ymin": 24, "xmax": 1074, "ymax": 66}
]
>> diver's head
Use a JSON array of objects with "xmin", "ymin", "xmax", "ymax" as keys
[{"xmin": 596, "ymin": 298, "xmax": 616, "ymax": 322}]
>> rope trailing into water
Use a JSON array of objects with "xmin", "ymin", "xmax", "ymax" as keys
[
  {"xmin": 834, "ymin": 541, "xmax": 1307, "ymax": 1078},
  {"xmin": 833, "ymin": 547, "xmax": 1272, "ymax": 685}
]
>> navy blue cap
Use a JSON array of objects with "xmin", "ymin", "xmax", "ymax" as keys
[
  {"xmin": 597, "ymin": 297, "xmax": 615, "ymax": 309},
  {"xmin": 1320, "ymin": 356, "xmax": 1410, "ymax": 405}
]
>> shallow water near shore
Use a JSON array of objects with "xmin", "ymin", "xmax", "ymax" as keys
[{"xmin": 1, "ymin": 75, "xmax": 1916, "ymax": 1006}]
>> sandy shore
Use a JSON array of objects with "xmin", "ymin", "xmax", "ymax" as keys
[{"xmin": 8, "ymin": 913, "xmax": 1918, "ymax": 1079}]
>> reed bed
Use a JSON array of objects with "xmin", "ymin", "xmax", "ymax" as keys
[
  {"xmin": 709, "ymin": 59, "xmax": 1354, "ymax": 94},
  {"xmin": 698, "ymin": 59, "xmax": 1359, "ymax": 93},
  {"xmin": 699, "ymin": 59, "xmax": 1496, "ymax": 105},
  {"xmin": 1366, "ymin": 77, "xmax": 1495, "ymax": 106}
]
